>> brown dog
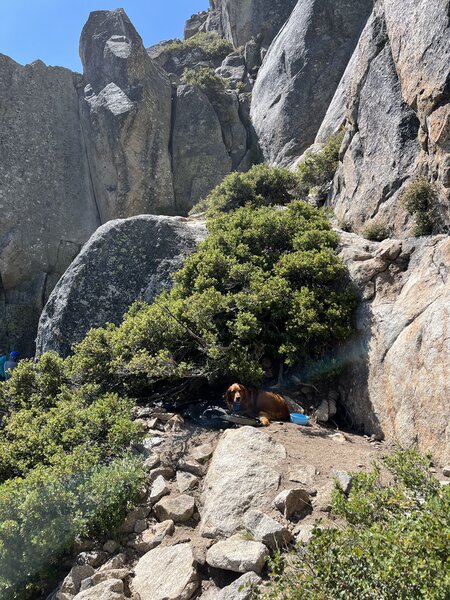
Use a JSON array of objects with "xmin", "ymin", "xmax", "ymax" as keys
[{"xmin": 223, "ymin": 383, "xmax": 290, "ymax": 426}]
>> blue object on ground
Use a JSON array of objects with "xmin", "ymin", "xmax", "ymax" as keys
[{"xmin": 290, "ymin": 413, "xmax": 309, "ymax": 425}]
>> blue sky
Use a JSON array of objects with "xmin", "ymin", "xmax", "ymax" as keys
[{"xmin": 0, "ymin": 0, "xmax": 209, "ymax": 72}]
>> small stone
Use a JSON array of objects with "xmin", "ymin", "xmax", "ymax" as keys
[
  {"xmin": 206, "ymin": 534, "xmax": 269, "ymax": 574},
  {"xmin": 274, "ymin": 489, "xmax": 311, "ymax": 521},
  {"xmin": 120, "ymin": 506, "xmax": 150, "ymax": 534},
  {"xmin": 178, "ymin": 459, "xmax": 205, "ymax": 477},
  {"xmin": 177, "ymin": 471, "xmax": 199, "ymax": 493},
  {"xmin": 79, "ymin": 569, "xmax": 130, "ymax": 592},
  {"xmin": 134, "ymin": 519, "xmax": 148, "ymax": 534},
  {"xmin": 328, "ymin": 432, "xmax": 347, "ymax": 444},
  {"xmin": 242, "ymin": 510, "xmax": 292, "ymax": 550},
  {"xmin": 165, "ymin": 414, "xmax": 185, "ymax": 431},
  {"xmin": 148, "ymin": 466, "xmax": 175, "ymax": 484},
  {"xmin": 315, "ymin": 399, "xmax": 330, "ymax": 422},
  {"xmin": 313, "ymin": 482, "xmax": 335, "ymax": 513},
  {"xmin": 217, "ymin": 572, "xmax": 262, "ymax": 600},
  {"xmin": 76, "ymin": 550, "xmax": 108, "ymax": 568},
  {"xmin": 292, "ymin": 523, "xmax": 315, "ymax": 544},
  {"xmin": 442, "ymin": 466, "xmax": 450, "ymax": 477},
  {"xmin": 149, "ymin": 475, "xmax": 170, "ymax": 504},
  {"xmin": 154, "ymin": 494, "xmax": 195, "ymax": 523},
  {"xmin": 103, "ymin": 540, "xmax": 119, "ymax": 555},
  {"xmin": 334, "ymin": 471, "xmax": 353, "ymax": 494},
  {"xmin": 73, "ymin": 579, "xmax": 125, "ymax": 600},
  {"xmin": 60, "ymin": 565, "xmax": 95, "ymax": 595},
  {"xmin": 191, "ymin": 443, "xmax": 214, "ymax": 464},
  {"xmin": 146, "ymin": 417, "xmax": 164, "ymax": 431},
  {"xmin": 130, "ymin": 520, "xmax": 175, "ymax": 554},
  {"xmin": 98, "ymin": 554, "xmax": 127, "ymax": 572},
  {"xmin": 143, "ymin": 454, "xmax": 161, "ymax": 472}
]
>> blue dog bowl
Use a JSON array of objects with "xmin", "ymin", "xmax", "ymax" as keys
[{"xmin": 290, "ymin": 413, "xmax": 310, "ymax": 426}]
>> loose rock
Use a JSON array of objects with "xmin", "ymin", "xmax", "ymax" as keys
[
  {"xmin": 73, "ymin": 579, "xmax": 125, "ymax": 599},
  {"xmin": 149, "ymin": 475, "xmax": 170, "ymax": 504},
  {"xmin": 177, "ymin": 471, "xmax": 200, "ymax": 493},
  {"xmin": 217, "ymin": 572, "xmax": 262, "ymax": 600},
  {"xmin": 274, "ymin": 489, "xmax": 311, "ymax": 521},
  {"xmin": 242, "ymin": 510, "xmax": 292, "ymax": 550},
  {"xmin": 132, "ymin": 543, "xmax": 199, "ymax": 600},
  {"xmin": 206, "ymin": 534, "xmax": 269, "ymax": 575},
  {"xmin": 154, "ymin": 494, "xmax": 195, "ymax": 523}
]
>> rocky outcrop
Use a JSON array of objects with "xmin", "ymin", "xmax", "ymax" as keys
[
  {"xmin": 204, "ymin": 0, "xmax": 298, "ymax": 49},
  {"xmin": 338, "ymin": 232, "xmax": 450, "ymax": 464},
  {"xmin": 171, "ymin": 85, "xmax": 232, "ymax": 213},
  {"xmin": 251, "ymin": 0, "xmax": 372, "ymax": 166},
  {"xmin": 79, "ymin": 9, "xmax": 174, "ymax": 221},
  {"xmin": 327, "ymin": 0, "xmax": 450, "ymax": 236},
  {"xmin": 36, "ymin": 216, "xmax": 206, "ymax": 357},
  {"xmin": 0, "ymin": 55, "xmax": 100, "ymax": 356}
]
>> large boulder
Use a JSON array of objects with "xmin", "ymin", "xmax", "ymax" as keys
[
  {"xmin": 79, "ymin": 9, "xmax": 175, "ymax": 221},
  {"xmin": 200, "ymin": 427, "xmax": 286, "ymax": 538},
  {"xmin": 251, "ymin": 0, "xmax": 372, "ymax": 166},
  {"xmin": 132, "ymin": 543, "xmax": 199, "ymax": 600},
  {"xmin": 338, "ymin": 232, "xmax": 450, "ymax": 464},
  {"xmin": 36, "ymin": 215, "xmax": 206, "ymax": 357},
  {"xmin": 0, "ymin": 55, "xmax": 100, "ymax": 356}
]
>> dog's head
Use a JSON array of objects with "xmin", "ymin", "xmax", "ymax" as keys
[{"xmin": 223, "ymin": 383, "xmax": 246, "ymax": 411}]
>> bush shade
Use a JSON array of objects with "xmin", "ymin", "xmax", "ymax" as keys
[
  {"xmin": 262, "ymin": 449, "xmax": 450, "ymax": 600},
  {"xmin": 190, "ymin": 164, "xmax": 301, "ymax": 217},
  {"xmin": 68, "ymin": 201, "xmax": 357, "ymax": 389},
  {"xmin": 401, "ymin": 177, "xmax": 437, "ymax": 236},
  {"xmin": 164, "ymin": 32, "xmax": 234, "ymax": 60}
]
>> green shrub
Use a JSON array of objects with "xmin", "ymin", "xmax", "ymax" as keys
[
  {"xmin": 401, "ymin": 177, "xmax": 437, "ymax": 236},
  {"xmin": 70, "ymin": 202, "xmax": 357, "ymax": 388},
  {"xmin": 362, "ymin": 222, "xmax": 390, "ymax": 242},
  {"xmin": 0, "ymin": 453, "xmax": 144, "ymax": 600},
  {"xmin": 165, "ymin": 32, "xmax": 234, "ymax": 60},
  {"xmin": 190, "ymin": 164, "xmax": 301, "ymax": 216},
  {"xmin": 262, "ymin": 449, "xmax": 450, "ymax": 600},
  {"xmin": 297, "ymin": 130, "xmax": 344, "ymax": 197},
  {"xmin": 182, "ymin": 66, "xmax": 227, "ymax": 95}
]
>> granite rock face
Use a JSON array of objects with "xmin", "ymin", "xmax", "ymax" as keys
[
  {"xmin": 251, "ymin": 0, "xmax": 372, "ymax": 166},
  {"xmin": 327, "ymin": 0, "xmax": 450, "ymax": 235},
  {"xmin": 0, "ymin": 55, "xmax": 100, "ymax": 356},
  {"xmin": 338, "ymin": 232, "xmax": 450, "ymax": 465},
  {"xmin": 79, "ymin": 9, "xmax": 174, "ymax": 221},
  {"xmin": 36, "ymin": 216, "xmax": 206, "ymax": 357},
  {"xmin": 171, "ymin": 85, "xmax": 232, "ymax": 213},
  {"xmin": 206, "ymin": 0, "xmax": 298, "ymax": 49}
]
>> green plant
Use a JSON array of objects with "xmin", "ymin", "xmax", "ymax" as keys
[
  {"xmin": 362, "ymin": 222, "xmax": 390, "ymax": 242},
  {"xmin": 261, "ymin": 449, "xmax": 450, "ymax": 600},
  {"xmin": 401, "ymin": 177, "xmax": 437, "ymax": 236},
  {"xmin": 190, "ymin": 164, "xmax": 301, "ymax": 216},
  {"xmin": 68, "ymin": 202, "xmax": 356, "ymax": 389},
  {"xmin": 164, "ymin": 32, "xmax": 234, "ymax": 60},
  {"xmin": 0, "ymin": 453, "xmax": 144, "ymax": 600},
  {"xmin": 338, "ymin": 219, "xmax": 353, "ymax": 233},
  {"xmin": 297, "ymin": 130, "xmax": 344, "ymax": 198},
  {"xmin": 182, "ymin": 66, "xmax": 227, "ymax": 94}
]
